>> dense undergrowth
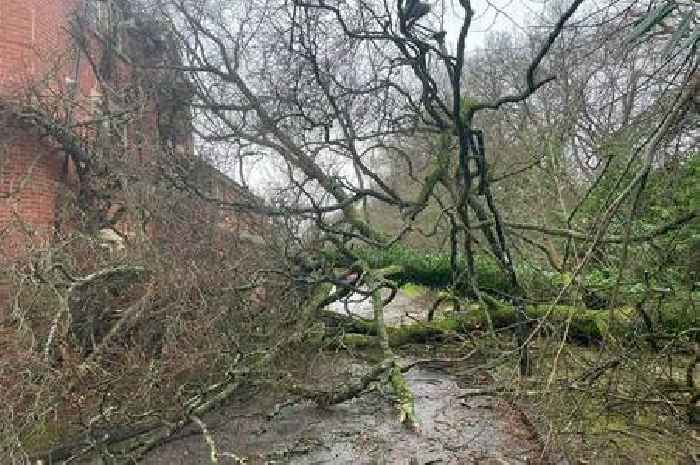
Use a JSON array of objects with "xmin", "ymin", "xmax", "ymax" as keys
[
  {"xmin": 329, "ymin": 244, "xmax": 698, "ymax": 333},
  {"xmin": 326, "ymin": 275, "xmax": 698, "ymax": 464},
  {"xmin": 0, "ymin": 210, "xmax": 316, "ymax": 462},
  {"xmin": 323, "ymin": 229, "xmax": 699, "ymax": 464}
]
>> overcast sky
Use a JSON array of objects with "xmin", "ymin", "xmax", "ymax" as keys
[
  {"xmin": 442, "ymin": 0, "xmax": 546, "ymax": 50},
  {"xmin": 238, "ymin": 1, "xmax": 553, "ymax": 194}
]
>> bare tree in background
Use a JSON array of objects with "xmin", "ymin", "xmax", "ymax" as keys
[{"xmin": 140, "ymin": 0, "xmax": 618, "ymax": 378}]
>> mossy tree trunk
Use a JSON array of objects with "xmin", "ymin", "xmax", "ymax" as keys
[{"xmin": 367, "ymin": 266, "xmax": 418, "ymax": 429}]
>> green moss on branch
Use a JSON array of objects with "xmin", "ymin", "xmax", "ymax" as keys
[
  {"xmin": 389, "ymin": 362, "xmax": 418, "ymax": 430},
  {"xmin": 322, "ymin": 302, "xmax": 637, "ymax": 346}
]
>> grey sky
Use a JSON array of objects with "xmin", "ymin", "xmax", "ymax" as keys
[
  {"xmin": 442, "ymin": 0, "xmax": 545, "ymax": 50},
  {"xmin": 239, "ymin": 1, "xmax": 551, "ymax": 194}
]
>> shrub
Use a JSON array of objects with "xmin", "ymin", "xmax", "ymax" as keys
[{"xmin": 338, "ymin": 244, "xmax": 512, "ymax": 292}]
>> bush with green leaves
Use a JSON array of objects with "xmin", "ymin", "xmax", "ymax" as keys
[{"xmin": 335, "ymin": 244, "xmax": 512, "ymax": 292}]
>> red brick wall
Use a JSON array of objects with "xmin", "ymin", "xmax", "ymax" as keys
[
  {"xmin": 0, "ymin": 1, "xmax": 110, "ymax": 256},
  {"xmin": 1, "ymin": 1, "xmax": 208, "ymax": 260},
  {"xmin": 0, "ymin": 0, "xmax": 80, "ymax": 92},
  {"xmin": 0, "ymin": 1, "xmax": 80, "ymax": 256},
  {"xmin": 0, "ymin": 133, "xmax": 65, "ymax": 255}
]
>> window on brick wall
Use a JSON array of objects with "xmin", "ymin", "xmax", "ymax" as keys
[
  {"xmin": 84, "ymin": 0, "xmax": 123, "ymax": 52},
  {"xmin": 84, "ymin": 0, "xmax": 106, "ymax": 32},
  {"xmin": 89, "ymin": 88, "xmax": 129, "ymax": 156},
  {"xmin": 107, "ymin": 115, "xmax": 129, "ymax": 155},
  {"xmin": 211, "ymin": 180, "xmax": 223, "ymax": 202}
]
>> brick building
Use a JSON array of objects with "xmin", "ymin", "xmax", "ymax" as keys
[
  {"xmin": 0, "ymin": 0, "xmax": 258, "ymax": 260},
  {"xmin": 0, "ymin": 0, "xmax": 85, "ymax": 254}
]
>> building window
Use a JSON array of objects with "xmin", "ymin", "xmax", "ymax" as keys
[
  {"xmin": 84, "ymin": 0, "xmax": 122, "ymax": 51},
  {"xmin": 84, "ymin": 0, "xmax": 106, "ymax": 31},
  {"xmin": 89, "ymin": 87, "xmax": 129, "ymax": 154}
]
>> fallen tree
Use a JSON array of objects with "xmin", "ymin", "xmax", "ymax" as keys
[{"xmin": 320, "ymin": 294, "xmax": 696, "ymax": 349}]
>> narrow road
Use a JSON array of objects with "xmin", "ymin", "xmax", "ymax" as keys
[{"xmin": 141, "ymin": 290, "xmax": 551, "ymax": 465}]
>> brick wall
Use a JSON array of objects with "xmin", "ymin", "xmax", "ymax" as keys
[
  {"xmin": 0, "ymin": 132, "xmax": 65, "ymax": 254},
  {"xmin": 0, "ymin": 0, "xmax": 238, "ymax": 262},
  {"xmin": 0, "ymin": 0, "xmax": 80, "ymax": 91},
  {"xmin": 1, "ymin": 1, "xmax": 77, "ymax": 256},
  {"xmin": 0, "ymin": 0, "xmax": 111, "ymax": 257}
]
